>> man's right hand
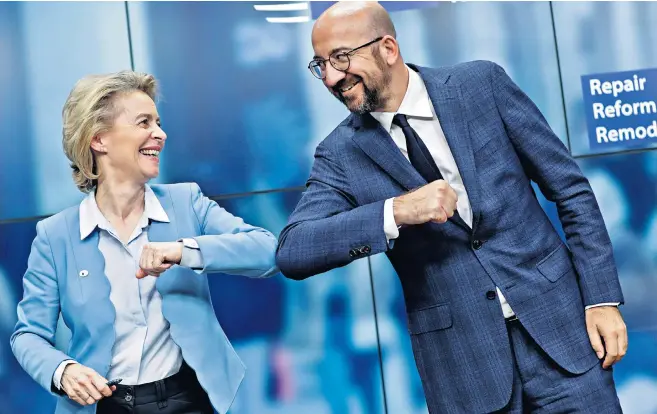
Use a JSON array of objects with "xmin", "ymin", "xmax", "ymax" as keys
[
  {"xmin": 393, "ymin": 180, "xmax": 458, "ymax": 226},
  {"xmin": 61, "ymin": 363, "xmax": 115, "ymax": 406}
]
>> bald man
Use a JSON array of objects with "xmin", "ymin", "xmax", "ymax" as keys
[{"xmin": 276, "ymin": 2, "xmax": 626, "ymax": 413}]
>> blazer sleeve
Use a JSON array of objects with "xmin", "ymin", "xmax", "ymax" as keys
[
  {"xmin": 489, "ymin": 61, "xmax": 624, "ymax": 306},
  {"xmin": 10, "ymin": 221, "xmax": 71, "ymax": 395},
  {"xmin": 189, "ymin": 183, "xmax": 279, "ymax": 278},
  {"xmin": 275, "ymin": 142, "xmax": 389, "ymax": 280}
]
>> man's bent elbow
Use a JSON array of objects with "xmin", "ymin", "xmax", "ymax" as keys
[
  {"xmin": 275, "ymin": 248, "xmax": 314, "ymax": 281},
  {"xmin": 276, "ymin": 223, "xmax": 329, "ymax": 280}
]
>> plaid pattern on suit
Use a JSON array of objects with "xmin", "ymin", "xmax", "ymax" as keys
[{"xmin": 276, "ymin": 60, "xmax": 624, "ymax": 413}]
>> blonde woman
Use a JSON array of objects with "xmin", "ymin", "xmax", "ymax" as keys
[{"xmin": 10, "ymin": 71, "xmax": 278, "ymax": 414}]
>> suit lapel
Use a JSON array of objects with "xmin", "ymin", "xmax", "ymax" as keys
[
  {"xmin": 147, "ymin": 189, "xmax": 178, "ymax": 244},
  {"xmin": 351, "ymin": 114, "xmax": 425, "ymax": 192},
  {"xmin": 351, "ymin": 68, "xmax": 482, "ymax": 233},
  {"xmin": 66, "ymin": 209, "xmax": 116, "ymax": 371},
  {"xmin": 420, "ymin": 69, "xmax": 482, "ymax": 232},
  {"xmin": 148, "ymin": 190, "xmax": 188, "ymax": 293}
]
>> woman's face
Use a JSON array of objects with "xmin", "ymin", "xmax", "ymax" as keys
[{"xmin": 92, "ymin": 91, "xmax": 166, "ymax": 184}]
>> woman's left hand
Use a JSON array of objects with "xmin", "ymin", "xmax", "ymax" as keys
[{"xmin": 136, "ymin": 242, "xmax": 183, "ymax": 278}]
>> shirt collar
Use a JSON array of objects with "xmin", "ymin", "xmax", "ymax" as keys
[
  {"xmin": 370, "ymin": 65, "xmax": 434, "ymax": 134},
  {"xmin": 79, "ymin": 184, "xmax": 169, "ymax": 240}
]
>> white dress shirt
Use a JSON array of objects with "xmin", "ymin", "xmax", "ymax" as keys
[
  {"xmin": 53, "ymin": 185, "xmax": 203, "ymax": 388},
  {"xmin": 372, "ymin": 66, "xmax": 616, "ymax": 318}
]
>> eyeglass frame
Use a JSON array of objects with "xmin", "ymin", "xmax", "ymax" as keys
[{"xmin": 308, "ymin": 36, "xmax": 384, "ymax": 79}]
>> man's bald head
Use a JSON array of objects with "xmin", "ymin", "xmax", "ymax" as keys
[
  {"xmin": 310, "ymin": 1, "xmax": 407, "ymax": 114},
  {"xmin": 313, "ymin": 2, "xmax": 396, "ymax": 44}
]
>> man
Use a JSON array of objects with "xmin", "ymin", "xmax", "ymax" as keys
[{"xmin": 276, "ymin": 2, "xmax": 628, "ymax": 413}]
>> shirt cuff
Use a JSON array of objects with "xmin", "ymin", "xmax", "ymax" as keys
[
  {"xmin": 53, "ymin": 360, "xmax": 77, "ymax": 390},
  {"xmin": 384, "ymin": 198, "xmax": 400, "ymax": 243},
  {"xmin": 585, "ymin": 302, "xmax": 620, "ymax": 310},
  {"xmin": 179, "ymin": 238, "xmax": 204, "ymax": 270}
]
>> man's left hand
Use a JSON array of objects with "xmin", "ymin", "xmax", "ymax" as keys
[
  {"xmin": 585, "ymin": 306, "xmax": 628, "ymax": 369},
  {"xmin": 136, "ymin": 242, "xmax": 183, "ymax": 279}
]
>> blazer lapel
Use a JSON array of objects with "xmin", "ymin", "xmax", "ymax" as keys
[
  {"xmin": 421, "ymin": 70, "xmax": 482, "ymax": 232},
  {"xmin": 66, "ymin": 209, "xmax": 116, "ymax": 372},
  {"xmin": 147, "ymin": 191, "xmax": 194, "ymax": 296},
  {"xmin": 148, "ymin": 193, "xmax": 186, "ymax": 292},
  {"xmin": 147, "ymin": 190, "xmax": 178, "ymax": 245},
  {"xmin": 351, "ymin": 113, "xmax": 425, "ymax": 192}
]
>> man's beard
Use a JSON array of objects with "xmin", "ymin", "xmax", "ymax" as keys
[
  {"xmin": 336, "ymin": 79, "xmax": 381, "ymax": 115},
  {"xmin": 332, "ymin": 60, "xmax": 391, "ymax": 114}
]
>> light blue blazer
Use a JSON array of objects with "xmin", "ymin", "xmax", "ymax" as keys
[{"xmin": 10, "ymin": 183, "xmax": 279, "ymax": 414}]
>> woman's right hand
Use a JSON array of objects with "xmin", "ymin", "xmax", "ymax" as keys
[{"xmin": 61, "ymin": 363, "xmax": 116, "ymax": 405}]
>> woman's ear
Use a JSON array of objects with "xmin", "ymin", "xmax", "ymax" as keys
[{"xmin": 90, "ymin": 134, "xmax": 106, "ymax": 153}]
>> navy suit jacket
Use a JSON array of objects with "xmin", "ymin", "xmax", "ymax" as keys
[{"xmin": 276, "ymin": 61, "xmax": 624, "ymax": 413}]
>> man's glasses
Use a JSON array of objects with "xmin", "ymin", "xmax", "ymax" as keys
[{"xmin": 308, "ymin": 37, "xmax": 383, "ymax": 80}]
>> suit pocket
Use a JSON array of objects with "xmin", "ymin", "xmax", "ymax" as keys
[
  {"xmin": 407, "ymin": 303, "xmax": 452, "ymax": 335},
  {"xmin": 472, "ymin": 133, "xmax": 498, "ymax": 161},
  {"xmin": 536, "ymin": 244, "xmax": 573, "ymax": 282}
]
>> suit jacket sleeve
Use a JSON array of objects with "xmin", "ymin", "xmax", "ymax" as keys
[
  {"xmin": 489, "ymin": 62, "xmax": 624, "ymax": 306},
  {"xmin": 276, "ymin": 141, "xmax": 389, "ymax": 280},
  {"xmin": 189, "ymin": 183, "xmax": 279, "ymax": 278},
  {"xmin": 10, "ymin": 221, "xmax": 71, "ymax": 395}
]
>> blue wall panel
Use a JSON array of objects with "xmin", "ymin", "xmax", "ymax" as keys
[
  {"xmin": 0, "ymin": 2, "xmax": 132, "ymax": 220},
  {"xmin": 554, "ymin": 2, "xmax": 657, "ymax": 156}
]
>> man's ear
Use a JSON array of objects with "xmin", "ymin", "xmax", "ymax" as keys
[{"xmin": 380, "ymin": 35, "xmax": 400, "ymax": 66}]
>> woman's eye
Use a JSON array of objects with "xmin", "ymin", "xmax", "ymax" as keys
[{"xmin": 140, "ymin": 119, "xmax": 149, "ymax": 127}]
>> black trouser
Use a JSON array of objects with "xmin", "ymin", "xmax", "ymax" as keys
[{"xmin": 96, "ymin": 362, "xmax": 213, "ymax": 414}]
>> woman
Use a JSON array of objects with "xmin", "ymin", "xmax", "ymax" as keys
[{"xmin": 10, "ymin": 71, "xmax": 279, "ymax": 414}]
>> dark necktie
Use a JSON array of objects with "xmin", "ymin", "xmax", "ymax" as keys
[{"xmin": 392, "ymin": 113, "xmax": 443, "ymax": 183}]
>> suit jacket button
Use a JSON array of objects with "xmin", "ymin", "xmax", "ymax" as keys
[
  {"xmin": 360, "ymin": 245, "xmax": 371, "ymax": 254},
  {"xmin": 472, "ymin": 239, "xmax": 483, "ymax": 250},
  {"xmin": 486, "ymin": 290, "xmax": 497, "ymax": 300},
  {"xmin": 349, "ymin": 249, "xmax": 358, "ymax": 258}
]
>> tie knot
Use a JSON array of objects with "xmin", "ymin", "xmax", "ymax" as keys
[{"xmin": 392, "ymin": 113, "xmax": 410, "ymax": 128}]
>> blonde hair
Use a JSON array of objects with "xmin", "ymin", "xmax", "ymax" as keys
[{"xmin": 62, "ymin": 70, "xmax": 158, "ymax": 193}]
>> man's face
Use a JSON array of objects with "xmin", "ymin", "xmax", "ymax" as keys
[{"xmin": 311, "ymin": 22, "xmax": 391, "ymax": 114}]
